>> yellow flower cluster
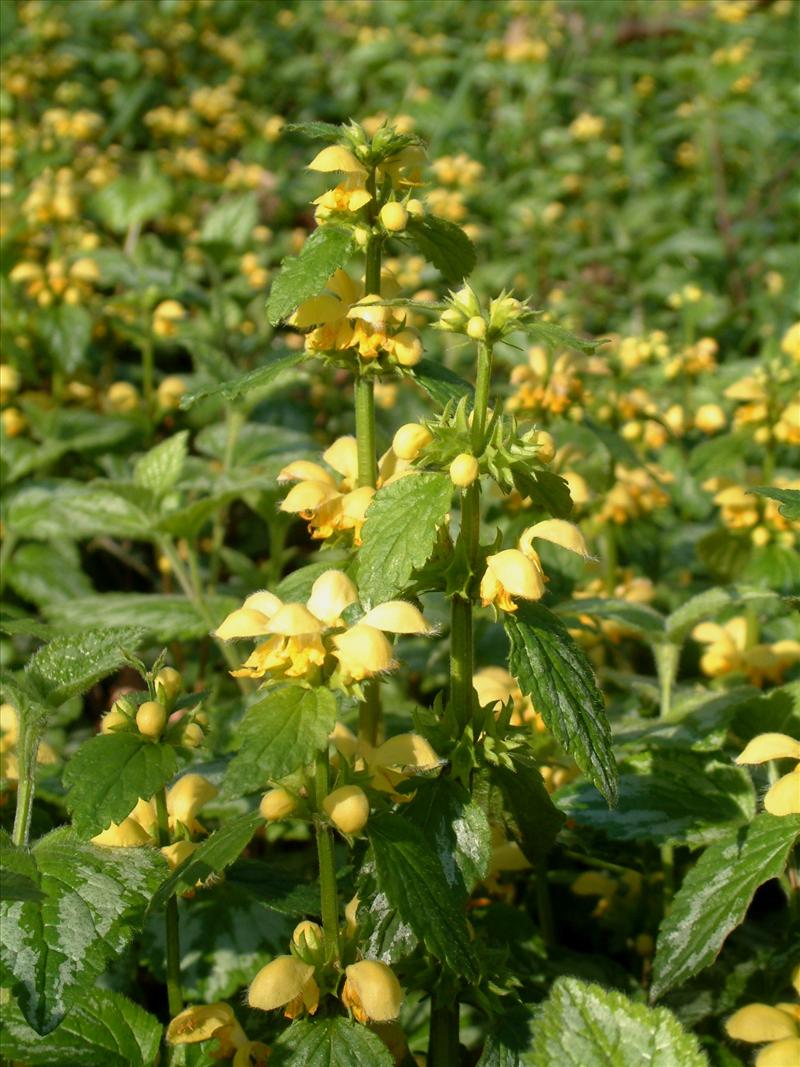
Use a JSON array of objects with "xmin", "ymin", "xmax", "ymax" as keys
[
  {"xmin": 725, "ymin": 965, "xmax": 800, "ymax": 1067},
  {"xmin": 693, "ymin": 618, "xmax": 800, "ymax": 688},
  {"xmin": 480, "ymin": 520, "xmax": 592, "ymax": 613},
  {"xmin": 597, "ymin": 465, "xmax": 671, "ymax": 525},
  {"xmin": 705, "ymin": 477, "xmax": 799, "ymax": 546},
  {"xmin": 214, "ymin": 569, "xmax": 432, "ymax": 686},
  {"xmin": 431, "ymin": 153, "xmax": 484, "ymax": 188},
  {"xmin": 506, "ymin": 346, "xmax": 585, "ymax": 418},
  {"xmin": 167, "ymin": 1001, "xmax": 269, "ymax": 1066}
]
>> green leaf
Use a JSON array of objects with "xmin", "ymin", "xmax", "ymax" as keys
[
  {"xmin": 63, "ymin": 733, "xmax": 178, "ymax": 837},
  {"xmin": 562, "ymin": 598, "xmax": 665, "ymax": 641},
  {"xmin": 524, "ymin": 320, "xmax": 600, "ymax": 354},
  {"xmin": 406, "ymin": 357, "xmax": 474, "ymax": 409},
  {"xmin": 665, "ymin": 585, "xmax": 778, "ymax": 644},
  {"xmin": 405, "ymin": 778, "xmax": 491, "ymax": 898},
  {"xmin": 651, "ymin": 813, "xmax": 800, "ymax": 1000},
  {"xmin": 133, "ymin": 430, "xmax": 189, "ymax": 497},
  {"xmin": 493, "ymin": 751, "xmax": 565, "ymax": 866},
  {"xmin": 505, "ymin": 603, "xmax": 617, "ymax": 805},
  {"xmin": 555, "ymin": 751, "xmax": 755, "ymax": 846},
  {"xmin": 269, "ymin": 1017, "xmax": 394, "ymax": 1067},
  {"xmin": 367, "ymin": 812, "xmax": 478, "ymax": 978},
  {"xmin": 226, "ymin": 859, "xmax": 321, "ymax": 916},
  {"xmin": 0, "ymin": 867, "xmax": 46, "ymax": 903},
  {"xmin": 200, "ymin": 192, "xmax": 258, "ymax": 250},
  {"xmin": 44, "ymin": 593, "xmax": 237, "ymax": 642},
  {"xmin": 688, "ymin": 431, "xmax": 748, "ymax": 479},
  {"xmin": 5, "ymin": 483, "xmax": 153, "ymax": 541},
  {"xmin": 405, "ymin": 216, "xmax": 476, "ymax": 284},
  {"xmin": 528, "ymin": 977, "xmax": 708, "ymax": 1067},
  {"xmin": 25, "ymin": 626, "xmax": 145, "ymax": 706},
  {"xmin": 180, "ymin": 351, "xmax": 305, "ymax": 409},
  {"xmin": 267, "ymin": 225, "xmax": 355, "ymax": 325},
  {"xmin": 750, "ymin": 486, "xmax": 800, "ymax": 521},
  {"xmin": 0, "ymin": 828, "xmax": 166, "ymax": 1033},
  {"xmin": 223, "ymin": 686, "xmax": 337, "ymax": 796},
  {"xmin": 6, "ymin": 541, "xmax": 93, "ymax": 607},
  {"xmin": 510, "ymin": 465, "xmax": 573, "ymax": 519},
  {"xmin": 38, "ymin": 305, "xmax": 93, "ymax": 375},
  {"xmin": 284, "ymin": 120, "xmax": 344, "ymax": 141},
  {"xmin": 90, "ymin": 173, "xmax": 172, "ymax": 232},
  {"xmin": 581, "ymin": 417, "xmax": 642, "ymax": 469},
  {"xmin": 0, "ymin": 987, "xmax": 162, "ymax": 1067},
  {"xmin": 152, "ymin": 810, "xmax": 264, "ymax": 907},
  {"xmin": 357, "ymin": 472, "xmax": 452, "ymax": 604}
]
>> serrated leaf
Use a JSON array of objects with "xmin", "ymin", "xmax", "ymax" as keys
[
  {"xmin": 285, "ymin": 120, "xmax": 345, "ymax": 141},
  {"xmin": 43, "ymin": 593, "xmax": 237, "ymax": 642},
  {"xmin": 7, "ymin": 541, "xmax": 93, "ymax": 607},
  {"xmin": 555, "ymin": 751, "xmax": 755, "ymax": 846},
  {"xmin": 524, "ymin": 320, "xmax": 599, "ymax": 354},
  {"xmin": 493, "ymin": 751, "xmax": 565, "ymax": 866},
  {"xmin": 665, "ymin": 585, "xmax": 778, "ymax": 644},
  {"xmin": 180, "ymin": 351, "xmax": 305, "ymax": 409},
  {"xmin": 406, "ymin": 357, "xmax": 473, "ymax": 409},
  {"xmin": 200, "ymin": 192, "xmax": 258, "ymax": 249},
  {"xmin": 133, "ymin": 430, "xmax": 189, "ymax": 496},
  {"xmin": 405, "ymin": 215, "xmax": 476, "ymax": 283},
  {"xmin": 529, "ymin": 977, "xmax": 708, "ymax": 1066},
  {"xmin": 267, "ymin": 226, "xmax": 355, "ymax": 325},
  {"xmin": 367, "ymin": 812, "xmax": 478, "ymax": 978},
  {"xmin": 405, "ymin": 778, "xmax": 491, "ymax": 898},
  {"xmin": 505, "ymin": 603, "xmax": 617, "ymax": 805},
  {"xmin": 152, "ymin": 810, "xmax": 264, "ymax": 907},
  {"xmin": 25, "ymin": 626, "xmax": 145, "ymax": 706},
  {"xmin": 223, "ymin": 686, "xmax": 337, "ymax": 796},
  {"xmin": 5, "ymin": 483, "xmax": 153, "ymax": 541},
  {"xmin": 269, "ymin": 1017, "xmax": 394, "ymax": 1067},
  {"xmin": 357, "ymin": 472, "xmax": 452, "ymax": 604},
  {"xmin": 0, "ymin": 829, "xmax": 166, "ymax": 1033},
  {"xmin": 750, "ymin": 486, "xmax": 800, "ymax": 521},
  {"xmin": 651, "ymin": 813, "xmax": 800, "ymax": 1001},
  {"xmin": 38, "ymin": 305, "xmax": 93, "ymax": 375},
  {"xmin": 510, "ymin": 465, "xmax": 573, "ymax": 519},
  {"xmin": 0, "ymin": 987, "xmax": 162, "ymax": 1067},
  {"xmin": 63, "ymin": 733, "xmax": 177, "ymax": 837}
]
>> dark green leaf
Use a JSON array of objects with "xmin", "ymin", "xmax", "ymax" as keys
[
  {"xmin": 406, "ymin": 357, "xmax": 473, "ymax": 409},
  {"xmin": 269, "ymin": 1017, "xmax": 394, "ymax": 1067},
  {"xmin": 357, "ymin": 472, "xmax": 452, "ymax": 604},
  {"xmin": 63, "ymin": 733, "xmax": 177, "ymax": 837},
  {"xmin": 152, "ymin": 810, "xmax": 264, "ymax": 907},
  {"xmin": 285, "ymin": 121, "xmax": 344, "ymax": 141},
  {"xmin": 1, "ymin": 869, "xmax": 46, "ymax": 904},
  {"xmin": 38, "ymin": 305, "xmax": 93, "ymax": 375},
  {"xmin": 200, "ymin": 192, "xmax": 258, "ymax": 250},
  {"xmin": 493, "ymin": 751, "xmax": 565, "ymax": 866},
  {"xmin": 510, "ymin": 465, "xmax": 573, "ymax": 519},
  {"xmin": 25, "ymin": 626, "xmax": 145, "ymax": 706},
  {"xmin": 524, "ymin": 321, "xmax": 600, "ymax": 354},
  {"xmin": 226, "ymin": 859, "xmax": 320, "ymax": 916},
  {"xmin": 555, "ymin": 751, "xmax": 755, "ymax": 846},
  {"xmin": 367, "ymin": 812, "xmax": 478, "ymax": 978},
  {"xmin": 180, "ymin": 351, "xmax": 305, "ymax": 409},
  {"xmin": 529, "ymin": 977, "xmax": 708, "ymax": 1066},
  {"xmin": 223, "ymin": 686, "xmax": 337, "ymax": 796},
  {"xmin": 0, "ymin": 829, "xmax": 166, "ymax": 1033},
  {"xmin": 405, "ymin": 778, "xmax": 491, "ymax": 898},
  {"xmin": 651, "ymin": 813, "xmax": 800, "ymax": 1000},
  {"xmin": 750, "ymin": 486, "xmax": 800, "ymax": 521},
  {"xmin": 133, "ymin": 430, "xmax": 189, "ymax": 496},
  {"xmin": 267, "ymin": 226, "xmax": 354, "ymax": 325},
  {"xmin": 505, "ymin": 603, "xmax": 617, "ymax": 805},
  {"xmin": 405, "ymin": 215, "xmax": 476, "ymax": 283},
  {"xmin": 0, "ymin": 988, "xmax": 162, "ymax": 1067}
]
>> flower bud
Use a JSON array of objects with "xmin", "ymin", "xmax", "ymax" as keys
[
  {"xmin": 391, "ymin": 329, "xmax": 423, "ymax": 367},
  {"xmin": 182, "ymin": 722, "xmax": 205, "ymax": 748},
  {"xmin": 379, "ymin": 202, "xmax": 408, "ymax": 233},
  {"xmin": 694, "ymin": 403, "xmax": 726, "ymax": 434},
  {"xmin": 155, "ymin": 666, "xmax": 182, "ymax": 706},
  {"xmin": 392, "ymin": 423, "xmax": 432, "ymax": 460},
  {"xmin": 533, "ymin": 430, "xmax": 556, "ymax": 464},
  {"xmin": 106, "ymin": 381, "xmax": 139, "ymax": 413},
  {"xmin": 260, "ymin": 787, "xmax": 297, "ymax": 821},
  {"xmin": 449, "ymin": 453, "xmax": 479, "ymax": 487},
  {"xmin": 157, "ymin": 375, "xmax": 186, "ymax": 411},
  {"xmin": 466, "ymin": 316, "xmax": 487, "ymax": 340},
  {"xmin": 101, "ymin": 705, "xmax": 131, "ymax": 733},
  {"xmin": 342, "ymin": 960, "xmax": 403, "ymax": 1023},
  {"xmin": 323, "ymin": 785, "xmax": 370, "ymax": 834},
  {"xmin": 2, "ymin": 408, "xmax": 26, "ymax": 437},
  {"xmin": 136, "ymin": 700, "xmax": 167, "ymax": 739},
  {"xmin": 292, "ymin": 920, "xmax": 324, "ymax": 952}
]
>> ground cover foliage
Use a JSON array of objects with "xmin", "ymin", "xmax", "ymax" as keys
[{"xmin": 1, "ymin": 1, "xmax": 799, "ymax": 1065}]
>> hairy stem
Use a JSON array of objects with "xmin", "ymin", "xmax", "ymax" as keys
[
  {"xmin": 428, "ymin": 991, "xmax": 459, "ymax": 1067},
  {"xmin": 155, "ymin": 788, "xmax": 184, "ymax": 1017},
  {"xmin": 315, "ymin": 752, "xmax": 341, "ymax": 961},
  {"xmin": 12, "ymin": 717, "xmax": 40, "ymax": 848},
  {"xmin": 450, "ymin": 482, "xmax": 480, "ymax": 734},
  {"xmin": 654, "ymin": 641, "xmax": 680, "ymax": 719}
]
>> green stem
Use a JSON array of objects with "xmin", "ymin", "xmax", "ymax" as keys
[
  {"xmin": 12, "ymin": 719, "xmax": 40, "ymax": 848},
  {"xmin": 155, "ymin": 789, "xmax": 184, "ymax": 1017},
  {"xmin": 428, "ymin": 991, "xmax": 459, "ymax": 1067},
  {"xmin": 315, "ymin": 753, "xmax": 341, "ymax": 961},
  {"xmin": 450, "ymin": 481, "xmax": 480, "ymax": 733},
  {"xmin": 354, "ymin": 376, "xmax": 378, "ymax": 488},
  {"xmin": 654, "ymin": 642, "xmax": 680, "ymax": 719},
  {"xmin": 358, "ymin": 680, "xmax": 381, "ymax": 748},
  {"xmin": 471, "ymin": 342, "xmax": 493, "ymax": 453}
]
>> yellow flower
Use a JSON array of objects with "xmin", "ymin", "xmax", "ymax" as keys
[
  {"xmin": 0, "ymin": 363, "xmax": 20, "ymax": 403},
  {"xmin": 332, "ymin": 624, "xmax": 395, "ymax": 683},
  {"xmin": 313, "ymin": 175, "xmax": 372, "ymax": 220},
  {"xmin": 91, "ymin": 818, "xmax": 153, "ymax": 848},
  {"xmin": 161, "ymin": 840, "xmax": 198, "ymax": 870},
  {"xmin": 693, "ymin": 620, "xmax": 800, "ymax": 687},
  {"xmin": 736, "ymin": 734, "xmax": 800, "ymax": 764},
  {"xmin": 367, "ymin": 733, "xmax": 440, "ymax": 794},
  {"xmin": 764, "ymin": 770, "xmax": 800, "ymax": 817},
  {"xmin": 341, "ymin": 960, "xmax": 403, "ymax": 1023},
  {"xmin": 290, "ymin": 269, "xmax": 360, "ymax": 351},
  {"xmin": 450, "ymin": 453, "xmax": 479, "ymax": 488},
  {"xmin": 480, "ymin": 549, "xmax": 545, "ymax": 612},
  {"xmin": 726, "ymin": 1002, "xmax": 800, "ymax": 1067},
  {"xmin": 307, "ymin": 145, "xmax": 367, "ymax": 176},
  {"xmin": 248, "ymin": 956, "xmax": 319, "ymax": 1018},
  {"xmin": 167, "ymin": 1002, "xmax": 242, "ymax": 1045},
  {"xmin": 260, "ymin": 787, "xmax": 297, "ymax": 821},
  {"xmin": 781, "ymin": 322, "xmax": 800, "ymax": 361},
  {"xmin": 167, "ymin": 773, "xmax": 218, "ymax": 832},
  {"xmin": 519, "ymin": 519, "xmax": 592, "ymax": 560},
  {"xmin": 323, "ymin": 784, "xmax": 370, "ymax": 834},
  {"xmin": 472, "ymin": 666, "xmax": 543, "ymax": 729}
]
